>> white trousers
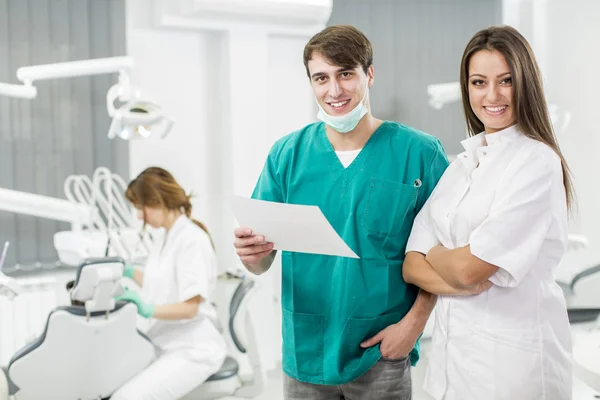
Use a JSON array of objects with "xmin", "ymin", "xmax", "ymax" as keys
[{"xmin": 111, "ymin": 347, "xmax": 225, "ymax": 400}]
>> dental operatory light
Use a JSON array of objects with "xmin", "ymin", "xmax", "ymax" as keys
[
  {"xmin": 108, "ymin": 103, "xmax": 173, "ymax": 140},
  {"xmin": 426, "ymin": 82, "xmax": 461, "ymax": 110},
  {"xmin": 0, "ymin": 56, "xmax": 173, "ymax": 140},
  {"xmin": 106, "ymin": 81, "xmax": 173, "ymax": 140}
]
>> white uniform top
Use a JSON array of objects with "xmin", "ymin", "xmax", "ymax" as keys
[
  {"xmin": 406, "ymin": 124, "xmax": 572, "ymax": 400},
  {"xmin": 140, "ymin": 215, "xmax": 226, "ymax": 356}
]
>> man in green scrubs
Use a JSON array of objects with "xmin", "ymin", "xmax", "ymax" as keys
[{"xmin": 233, "ymin": 25, "xmax": 448, "ymax": 399}]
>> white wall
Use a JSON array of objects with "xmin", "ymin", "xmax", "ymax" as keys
[
  {"xmin": 506, "ymin": 0, "xmax": 600, "ymax": 284},
  {"xmin": 268, "ymin": 35, "xmax": 316, "ymax": 141},
  {"xmin": 125, "ymin": 2, "xmax": 214, "ymax": 227},
  {"xmin": 545, "ymin": 1, "xmax": 600, "ymax": 281}
]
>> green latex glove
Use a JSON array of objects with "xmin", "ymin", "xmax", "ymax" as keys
[
  {"xmin": 115, "ymin": 287, "xmax": 155, "ymax": 319},
  {"xmin": 123, "ymin": 264, "xmax": 136, "ymax": 279}
]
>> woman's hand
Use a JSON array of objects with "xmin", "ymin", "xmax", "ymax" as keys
[
  {"xmin": 115, "ymin": 288, "xmax": 155, "ymax": 318},
  {"xmin": 460, "ymin": 280, "xmax": 493, "ymax": 296}
]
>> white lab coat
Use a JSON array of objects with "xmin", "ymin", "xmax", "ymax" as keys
[
  {"xmin": 112, "ymin": 215, "xmax": 227, "ymax": 400},
  {"xmin": 406, "ymin": 125, "xmax": 572, "ymax": 400}
]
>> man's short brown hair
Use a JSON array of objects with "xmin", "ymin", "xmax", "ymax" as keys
[{"xmin": 303, "ymin": 25, "xmax": 373, "ymax": 78}]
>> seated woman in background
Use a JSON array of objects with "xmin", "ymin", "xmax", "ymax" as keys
[{"xmin": 110, "ymin": 166, "xmax": 226, "ymax": 400}]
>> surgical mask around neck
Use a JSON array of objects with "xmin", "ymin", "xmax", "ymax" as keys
[{"xmin": 317, "ymin": 80, "xmax": 369, "ymax": 133}]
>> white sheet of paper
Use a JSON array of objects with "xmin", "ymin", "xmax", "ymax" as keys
[{"xmin": 231, "ymin": 196, "xmax": 359, "ymax": 259}]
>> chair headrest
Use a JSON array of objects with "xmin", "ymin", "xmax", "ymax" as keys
[{"xmin": 70, "ymin": 257, "xmax": 126, "ymax": 313}]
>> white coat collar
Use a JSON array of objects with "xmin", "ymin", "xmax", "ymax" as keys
[
  {"xmin": 159, "ymin": 214, "xmax": 187, "ymax": 257},
  {"xmin": 460, "ymin": 124, "xmax": 521, "ymax": 151},
  {"xmin": 460, "ymin": 132, "xmax": 487, "ymax": 151},
  {"xmin": 484, "ymin": 124, "xmax": 521, "ymax": 147},
  {"xmin": 164, "ymin": 214, "xmax": 188, "ymax": 240}
]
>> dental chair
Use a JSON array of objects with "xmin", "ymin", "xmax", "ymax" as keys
[
  {"xmin": 0, "ymin": 260, "xmax": 21, "ymax": 400},
  {"xmin": 561, "ymin": 264, "xmax": 600, "ymax": 324},
  {"xmin": 556, "ymin": 235, "xmax": 600, "ymax": 324},
  {"xmin": 3, "ymin": 258, "xmax": 265, "ymax": 400},
  {"xmin": 182, "ymin": 277, "xmax": 265, "ymax": 400},
  {"xmin": 5, "ymin": 257, "xmax": 155, "ymax": 400}
]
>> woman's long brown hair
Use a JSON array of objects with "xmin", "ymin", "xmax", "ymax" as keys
[
  {"xmin": 125, "ymin": 167, "xmax": 214, "ymax": 247},
  {"xmin": 459, "ymin": 25, "xmax": 574, "ymax": 210}
]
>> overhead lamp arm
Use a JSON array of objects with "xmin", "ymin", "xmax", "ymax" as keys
[
  {"xmin": 0, "ymin": 56, "xmax": 134, "ymax": 100},
  {"xmin": 16, "ymin": 56, "xmax": 134, "ymax": 84},
  {"xmin": 0, "ymin": 82, "xmax": 38, "ymax": 99}
]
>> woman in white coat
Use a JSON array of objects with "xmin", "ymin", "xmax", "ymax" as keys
[
  {"xmin": 403, "ymin": 26, "xmax": 574, "ymax": 399},
  {"xmin": 111, "ymin": 167, "xmax": 227, "ymax": 400}
]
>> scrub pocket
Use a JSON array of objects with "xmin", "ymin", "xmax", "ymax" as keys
[
  {"xmin": 282, "ymin": 308, "xmax": 325, "ymax": 381},
  {"xmin": 362, "ymin": 178, "xmax": 418, "ymax": 237},
  {"xmin": 337, "ymin": 312, "xmax": 403, "ymax": 380}
]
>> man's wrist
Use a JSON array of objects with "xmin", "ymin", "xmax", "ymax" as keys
[
  {"xmin": 243, "ymin": 261, "xmax": 266, "ymax": 275},
  {"xmin": 402, "ymin": 310, "xmax": 427, "ymax": 333},
  {"xmin": 404, "ymin": 290, "xmax": 436, "ymax": 331}
]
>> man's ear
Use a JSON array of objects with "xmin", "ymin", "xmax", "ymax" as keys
[{"xmin": 367, "ymin": 65, "xmax": 375, "ymax": 86}]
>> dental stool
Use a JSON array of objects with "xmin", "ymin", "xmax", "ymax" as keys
[
  {"xmin": 560, "ymin": 264, "xmax": 600, "ymax": 324},
  {"xmin": 182, "ymin": 278, "xmax": 265, "ymax": 400},
  {"xmin": 557, "ymin": 235, "xmax": 600, "ymax": 324},
  {"xmin": 6, "ymin": 258, "xmax": 154, "ymax": 400}
]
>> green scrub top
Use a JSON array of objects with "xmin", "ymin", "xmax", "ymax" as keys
[{"xmin": 252, "ymin": 121, "xmax": 448, "ymax": 385}]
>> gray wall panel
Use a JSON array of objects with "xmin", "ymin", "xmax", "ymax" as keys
[
  {"xmin": 328, "ymin": 0, "xmax": 502, "ymax": 155},
  {"xmin": 108, "ymin": 0, "xmax": 130, "ymax": 176},
  {"xmin": 70, "ymin": 0, "xmax": 94, "ymax": 177},
  {"xmin": 30, "ymin": 0, "xmax": 58, "ymax": 263},
  {"xmin": 0, "ymin": 0, "xmax": 127, "ymax": 270},
  {"xmin": 90, "ymin": 0, "xmax": 116, "ymax": 173},
  {"xmin": 0, "ymin": 0, "xmax": 17, "ymax": 267},
  {"xmin": 9, "ymin": 0, "xmax": 38, "ymax": 264}
]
